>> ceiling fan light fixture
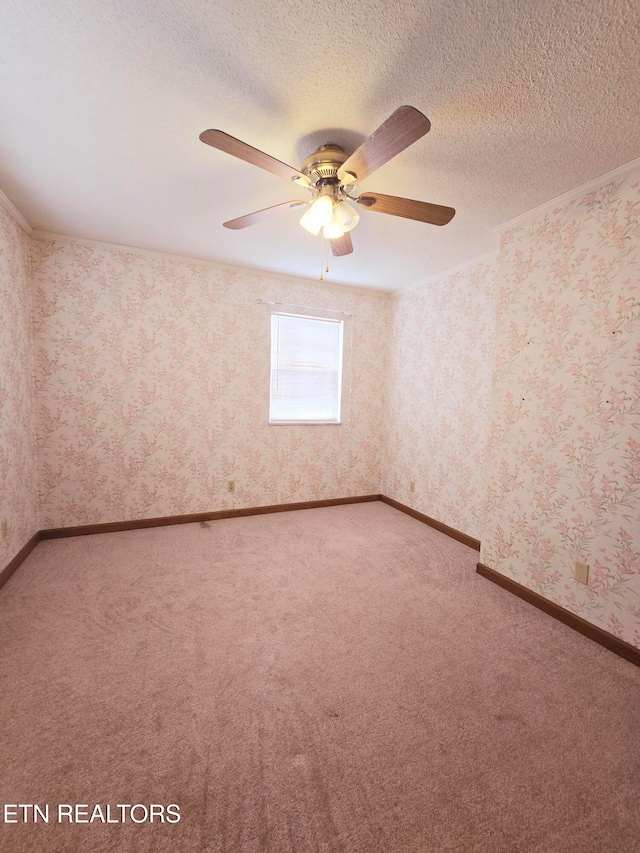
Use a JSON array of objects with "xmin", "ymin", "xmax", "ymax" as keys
[
  {"xmin": 299, "ymin": 195, "xmax": 333, "ymax": 235},
  {"xmin": 323, "ymin": 220, "xmax": 345, "ymax": 240},
  {"xmin": 200, "ymin": 107, "xmax": 454, "ymax": 265},
  {"xmin": 333, "ymin": 200, "xmax": 359, "ymax": 233}
]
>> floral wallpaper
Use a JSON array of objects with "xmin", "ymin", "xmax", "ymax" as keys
[
  {"xmin": 6, "ymin": 167, "xmax": 640, "ymax": 652},
  {"xmin": 0, "ymin": 204, "xmax": 38, "ymax": 568},
  {"xmin": 383, "ymin": 259, "xmax": 497, "ymax": 541},
  {"xmin": 482, "ymin": 171, "xmax": 640, "ymax": 649},
  {"xmin": 30, "ymin": 236, "xmax": 389, "ymax": 528}
]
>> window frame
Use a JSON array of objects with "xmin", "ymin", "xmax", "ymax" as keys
[{"xmin": 268, "ymin": 311, "xmax": 345, "ymax": 426}]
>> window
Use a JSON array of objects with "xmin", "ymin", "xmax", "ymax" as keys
[{"xmin": 270, "ymin": 312, "xmax": 344, "ymax": 424}]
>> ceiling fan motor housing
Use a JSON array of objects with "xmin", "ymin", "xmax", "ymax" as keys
[
  {"xmin": 301, "ymin": 144, "xmax": 348, "ymax": 185},
  {"xmin": 199, "ymin": 107, "xmax": 454, "ymax": 245}
]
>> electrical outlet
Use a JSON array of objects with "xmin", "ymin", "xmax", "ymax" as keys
[
  {"xmin": 574, "ymin": 561, "xmax": 589, "ymax": 585},
  {"xmin": 410, "ymin": 481, "xmax": 416, "ymax": 493},
  {"xmin": 226, "ymin": 480, "xmax": 235, "ymax": 494},
  {"xmin": 1, "ymin": 520, "xmax": 8, "ymax": 542}
]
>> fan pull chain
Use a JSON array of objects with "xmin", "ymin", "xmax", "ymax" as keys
[{"xmin": 318, "ymin": 235, "xmax": 330, "ymax": 281}]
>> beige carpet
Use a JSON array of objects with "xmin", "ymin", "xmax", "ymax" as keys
[{"xmin": 0, "ymin": 502, "xmax": 638, "ymax": 852}]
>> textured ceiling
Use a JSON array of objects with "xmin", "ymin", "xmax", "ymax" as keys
[{"xmin": 1, "ymin": 0, "xmax": 639, "ymax": 290}]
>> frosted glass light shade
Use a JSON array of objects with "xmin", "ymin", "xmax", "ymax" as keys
[
  {"xmin": 299, "ymin": 195, "xmax": 334, "ymax": 235},
  {"xmin": 323, "ymin": 220, "xmax": 344, "ymax": 239},
  {"xmin": 322, "ymin": 200, "xmax": 361, "ymax": 239},
  {"xmin": 333, "ymin": 201, "xmax": 359, "ymax": 232}
]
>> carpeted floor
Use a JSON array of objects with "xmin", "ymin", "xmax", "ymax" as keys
[{"xmin": 0, "ymin": 502, "xmax": 638, "ymax": 852}]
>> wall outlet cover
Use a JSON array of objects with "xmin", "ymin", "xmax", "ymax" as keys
[
  {"xmin": 574, "ymin": 561, "xmax": 589, "ymax": 584},
  {"xmin": 227, "ymin": 480, "xmax": 235, "ymax": 493}
]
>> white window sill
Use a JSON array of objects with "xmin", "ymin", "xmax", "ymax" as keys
[{"xmin": 269, "ymin": 420, "xmax": 342, "ymax": 426}]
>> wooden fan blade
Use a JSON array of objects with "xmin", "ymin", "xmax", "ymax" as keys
[
  {"xmin": 224, "ymin": 201, "xmax": 306, "ymax": 230},
  {"xmin": 337, "ymin": 106, "xmax": 430, "ymax": 183},
  {"xmin": 200, "ymin": 130, "xmax": 311, "ymax": 186},
  {"xmin": 356, "ymin": 192, "xmax": 455, "ymax": 226},
  {"xmin": 331, "ymin": 232, "xmax": 353, "ymax": 256}
]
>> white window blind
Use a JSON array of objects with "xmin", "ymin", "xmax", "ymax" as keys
[{"xmin": 270, "ymin": 312, "xmax": 344, "ymax": 424}]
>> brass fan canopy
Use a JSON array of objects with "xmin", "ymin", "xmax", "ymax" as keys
[
  {"xmin": 301, "ymin": 144, "xmax": 348, "ymax": 185},
  {"xmin": 199, "ymin": 107, "xmax": 454, "ymax": 255}
]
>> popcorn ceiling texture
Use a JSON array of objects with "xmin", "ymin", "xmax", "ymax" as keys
[
  {"xmin": 1, "ymin": 0, "xmax": 640, "ymax": 288},
  {"xmin": 0, "ymin": 204, "xmax": 38, "ymax": 568}
]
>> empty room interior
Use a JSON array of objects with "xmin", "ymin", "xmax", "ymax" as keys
[{"xmin": 1, "ymin": 1, "xmax": 639, "ymax": 851}]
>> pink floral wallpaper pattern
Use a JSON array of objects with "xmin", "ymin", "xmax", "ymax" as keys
[
  {"xmin": 0, "ymin": 204, "xmax": 38, "ymax": 567},
  {"xmin": 482, "ymin": 171, "xmax": 640, "ymax": 649},
  {"xmin": 5, "ymin": 167, "xmax": 640, "ymax": 652},
  {"xmin": 30, "ymin": 237, "xmax": 389, "ymax": 528},
  {"xmin": 383, "ymin": 259, "xmax": 497, "ymax": 541}
]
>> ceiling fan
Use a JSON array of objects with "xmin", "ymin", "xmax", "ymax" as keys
[{"xmin": 199, "ymin": 106, "xmax": 455, "ymax": 258}]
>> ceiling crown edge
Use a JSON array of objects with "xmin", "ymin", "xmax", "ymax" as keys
[
  {"xmin": 392, "ymin": 249, "xmax": 499, "ymax": 296},
  {"xmin": 495, "ymin": 155, "xmax": 640, "ymax": 233},
  {"xmin": 0, "ymin": 186, "xmax": 32, "ymax": 235}
]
